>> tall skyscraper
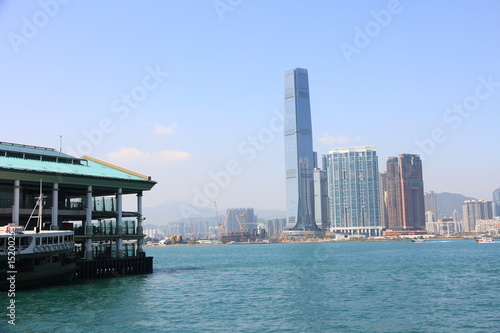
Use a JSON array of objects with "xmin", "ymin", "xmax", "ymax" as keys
[
  {"xmin": 284, "ymin": 68, "xmax": 317, "ymax": 231},
  {"xmin": 326, "ymin": 146, "xmax": 381, "ymax": 236},
  {"xmin": 385, "ymin": 154, "xmax": 426, "ymax": 230}
]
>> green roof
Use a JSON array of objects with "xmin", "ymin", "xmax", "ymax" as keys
[
  {"xmin": 0, "ymin": 142, "xmax": 79, "ymax": 160},
  {"xmin": 0, "ymin": 142, "xmax": 153, "ymax": 182}
]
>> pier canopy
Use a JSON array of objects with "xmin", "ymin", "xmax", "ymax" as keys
[{"xmin": 0, "ymin": 142, "xmax": 155, "ymax": 197}]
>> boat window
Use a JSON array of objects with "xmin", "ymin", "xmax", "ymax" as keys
[
  {"xmin": 42, "ymin": 237, "xmax": 48, "ymax": 245},
  {"xmin": 48, "ymin": 237, "xmax": 53, "ymax": 244},
  {"xmin": 36, "ymin": 238, "xmax": 41, "ymax": 245},
  {"xmin": 0, "ymin": 238, "xmax": 4, "ymax": 247}
]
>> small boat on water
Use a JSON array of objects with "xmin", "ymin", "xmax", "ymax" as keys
[
  {"xmin": 0, "ymin": 182, "xmax": 76, "ymax": 290},
  {"xmin": 475, "ymin": 236, "xmax": 496, "ymax": 243},
  {"xmin": 411, "ymin": 238, "xmax": 426, "ymax": 243}
]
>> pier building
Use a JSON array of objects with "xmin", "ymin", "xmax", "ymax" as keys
[{"xmin": 0, "ymin": 142, "xmax": 156, "ymax": 279}]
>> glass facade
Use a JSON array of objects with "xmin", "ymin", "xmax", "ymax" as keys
[
  {"xmin": 326, "ymin": 146, "xmax": 380, "ymax": 229},
  {"xmin": 284, "ymin": 68, "xmax": 317, "ymax": 230}
]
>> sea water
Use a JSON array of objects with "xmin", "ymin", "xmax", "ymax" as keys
[{"xmin": 3, "ymin": 240, "xmax": 500, "ymax": 332}]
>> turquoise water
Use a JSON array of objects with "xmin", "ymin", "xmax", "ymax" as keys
[{"xmin": 3, "ymin": 240, "xmax": 500, "ymax": 332}]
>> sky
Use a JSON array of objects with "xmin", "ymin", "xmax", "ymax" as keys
[{"xmin": 1, "ymin": 0, "xmax": 499, "ymax": 214}]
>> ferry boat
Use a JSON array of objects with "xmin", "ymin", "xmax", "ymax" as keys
[
  {"xmin": 0, "ymin": 227, "xmax": 77, "ymax": 289},
  {"xmin": 0, "ymin": 182, "xmax": 77, "ymax": 290},
  {"xmin": 475, "ymin": 236, "xmax": 495, "ymax": 243}
]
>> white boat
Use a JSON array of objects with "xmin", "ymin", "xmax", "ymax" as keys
[
  {"xmin": 0, "ymin": 182, "xmax": 77, "ymax": 289},
  {"xmin": 475, "ymin": 236, "xmax": 495, "ymax": 243},
  {"xmin": 411, "ymin": 238, "xmax": 426, "ymax": 243}
]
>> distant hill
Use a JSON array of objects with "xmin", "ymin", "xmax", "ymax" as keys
[
  {"xmin": 435, "ymin": 192, "xmax": 476, "ymax": 219},
  {"xmin": 142, "ymin": 200, "xmax": 215, "ymax": 226},
  {"xmin": 254, "ymin": 209, "xmax": 286, "ymax": 220},
  {"xmin": 142, "ymin": 200, "xmax": 286, "ymax": 226}
]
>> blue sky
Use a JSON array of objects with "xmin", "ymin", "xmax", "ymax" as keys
[{"xmin": 1, "ymin": 0, "xmax": 499, "ymax": 213}]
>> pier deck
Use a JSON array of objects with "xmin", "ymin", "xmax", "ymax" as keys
[{"xmin": 74, "ymin": 256, "xmax": 153, "ymax": 279}]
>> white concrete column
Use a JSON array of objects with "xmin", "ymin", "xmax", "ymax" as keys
[
  {"xmin": 12, "ymin": 180, "xmax": 20, "ymax": 226},
  {"xmin": 116, "ymin": 188, "xmax": 123, "ymax": 258},
  {"xmin": 137, "ymin": 192, "xmax": 144, "ymax": 254},
  {"xmin": 51, "ymin": 183, "xmax": 59, "ymax": 230},
  {"xmin": 85, "ymin": 186, "xmax": 93, "ymax": 260}
]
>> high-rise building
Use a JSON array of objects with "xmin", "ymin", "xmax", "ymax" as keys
[
  {"xmin": 225, "ymin": 208, "xmax": 256, "ymax": 233},
  {"xmin": 379, "ymin": 171, "xmax": 388, "ymax": 228},
  {"xmin": 385, "ymin": 154, "xmax": 425, "ymax": 230},
  {"xmin": 493, "ymin": 188, "xmax": 500, "ymax": 218},
  {"xmin": 264, "ymin": 218, "xmax": 287, "ymax": 238},
  {"xmin": 314, "ymin": 167, "xmax": 329, "ymax": 231},
  {"xmin": 424, "ymin": 191, "xmax": 438, "ymax": 222},
  {"xmin": 283, "ymin": 68, "xmax": 317, "ymax": 231},
  {"xmin": 326, "ymin": 146, "xmax": 382, "ymax": 236},
  {"xmin": 462, "ymin": 200, "xmax": 493, "ymax": 232}
]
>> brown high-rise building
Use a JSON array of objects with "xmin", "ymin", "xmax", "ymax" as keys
[{"xmin": 384, "ymin": 154, "xmax": 425, "ymax": 230}]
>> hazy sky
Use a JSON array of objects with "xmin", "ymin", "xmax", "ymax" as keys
[{"xmin": 1, "ymin": 0, "xmax": 499, "ymax": 213}]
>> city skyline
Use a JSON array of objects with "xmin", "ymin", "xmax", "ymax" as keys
[{"xmin": 1, "ymin": 1, "xmax": 499, "ymax": 212}]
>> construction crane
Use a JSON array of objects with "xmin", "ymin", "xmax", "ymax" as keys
[
  {"xmin": 214, "ymin": 201, "xmax": 225, "ymax": 241},
  {"xmin": 237, "ymin": 213, "xmax": 259, "ymax": 230}
]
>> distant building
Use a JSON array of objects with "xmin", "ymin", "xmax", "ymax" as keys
[
  {"xmin": 453, "ymin": 209, "xmax": 459, "ymax": 224},
  {"xmin": 462, "ymin": 200, "xmax": 493, "ymax": 232},
  {"xmin": 385, "ymin": 154, "xmax": 425, "ymax": 230},
  {"xmin": 326, "ymin": 146, "xmax": 382, "ymax": 237},
  {"xmin": 493, "ymin": 188, "xmax": 500, "ymax": 218},
  {"xmin": 424, "ymin": 191, "xmax": 438, "ymax": 221},
  {"xmin": 283, "ymin": 68, "xmax": 317, "ymax": 231},
  {"xmin": 379, "ymin": 171, "xmax": 388, "ymax": 228},
  {"xmin": 475, "ymin": 219, "xmax": 500, "ymax": 235},
  {"xmin": 224, "ymin": 208, "xmax": 256, "ymax": 233},
  {"xmin": 313, "ymin": 167, "xmax": 329, "ymax": 231},
  {"xmin": 264, "ymin": 218, "xmax": 286, "ymax": 238},
  {"xmin": 425, "ymin": 211, "xmax": 435, "ymax": 224},
  {"xmin": 426, "ymin": 218, "xmax": 458, "ymax": 235}
]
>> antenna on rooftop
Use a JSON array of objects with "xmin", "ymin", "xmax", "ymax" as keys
[{"xmin": 59, "ymin": 135, "xmax": 63, "ymax": 152}]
